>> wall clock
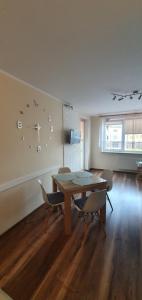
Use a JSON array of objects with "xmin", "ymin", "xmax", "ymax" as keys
[{"xmin": 16, "ymin": 99, "xmax": 54, "ymax": 152}]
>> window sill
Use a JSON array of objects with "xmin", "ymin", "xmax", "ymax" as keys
[{"xmin": 101, "ymin": 150, "xmax": 142, "ymax": 155}]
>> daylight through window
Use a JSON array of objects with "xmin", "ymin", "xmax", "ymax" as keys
[{"xmin": 102, "ymin": 115, "xmax": 142, "ymax": 153}]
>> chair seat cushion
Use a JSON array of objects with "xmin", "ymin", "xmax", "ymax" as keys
[
  {"xmin": 47, "ymin": 192, "xmax": 64, "ymax": 205},
  {"xmin": 74, "ymin": 197, "xmax": 87, "ymax": 210}
]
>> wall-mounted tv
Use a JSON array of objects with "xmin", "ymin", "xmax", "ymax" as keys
[{"xmin": 68, "ymin": 129, "xmax": 81, "ymax": 144}]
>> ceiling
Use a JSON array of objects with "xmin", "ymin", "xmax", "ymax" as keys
[{"xmin": 0, "ymin": 0, "xmax": 142, "ymax": 116}]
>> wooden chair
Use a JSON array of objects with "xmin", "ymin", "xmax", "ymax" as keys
[
  {"xmin": 37, "ymin": 179, "xmax": 64, "ymax": 214},
  {"xmin": 74, "ymin": 189, "xmax": 107, "ymax": 244}
]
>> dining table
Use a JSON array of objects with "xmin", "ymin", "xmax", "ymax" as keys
[{"xmin": 52, "ymin": 171, "xmax": 107, "ymax": 235}]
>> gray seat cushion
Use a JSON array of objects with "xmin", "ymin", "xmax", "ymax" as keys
[
  {"xmin": 74, "ymin": 197, "xmax": 87, "ymax": 210},
  {"xmin": 47, "ymin": 192, "xmax": 64, "ymax": 205}
]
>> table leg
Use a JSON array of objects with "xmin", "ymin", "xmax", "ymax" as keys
[
  {"xmin": 52, "ymin": 178, "xmax": 57, "ymax": 192},
  {"xmin": 52, "ymin": 179, "xmax": 58, "ymax": 212},
  {"xmin": 99, "ymin": 204, "xmax": 106, "ymax": 224},
  {"xmin": 64, "ymin": 193, "xmax": 72, "ymax": 235}
]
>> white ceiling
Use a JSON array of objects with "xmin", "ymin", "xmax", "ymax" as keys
[{"xmin": 0, "ymin": 0, "xmax": 142, "ymax": 116}]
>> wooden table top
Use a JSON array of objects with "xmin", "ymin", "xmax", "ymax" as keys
[{"xmin": 52, "ymin": 171, "xmax": 107, "ymax": 194}]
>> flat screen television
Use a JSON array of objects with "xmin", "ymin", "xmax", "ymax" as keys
[{"xmin": 69, "ymin": 129, "xmax": 81, "ymax": 144}]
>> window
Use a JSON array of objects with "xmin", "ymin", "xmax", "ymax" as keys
[
  {"xmin": 102, "ymin": 115, "xmax": 142, "ymax": 153},
  {"xmin": 104, "ymin": 122, "xmax": 123, "ymax": 151}
]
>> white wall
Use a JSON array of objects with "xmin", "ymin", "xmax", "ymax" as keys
[
  {"xmin": 0, "ymin": 168, "xmax": 59, "ymax": 235},
  {"xmin": 90, "ymin": 117, "xmax": 141, "ymax": 171},
  {"xmin": 0, "ymin": 72, "xmax": 63, "ymax": 184},
  {"xmin": 0, "ymin": 72, "xmax": 91, "ymax": 235},
  {"xmin": 0, "ymin": 72, "xmax": 63, "ymax": 235}
]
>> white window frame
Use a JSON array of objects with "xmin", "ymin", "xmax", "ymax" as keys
[{"xmin": 101, "ymin": 116, "xmax": 142, "ymax": 154}]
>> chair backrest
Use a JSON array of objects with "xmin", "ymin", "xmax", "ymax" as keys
[
  {"xmin": 58, "ymin": 167, "xmax": 71, "ymax": 174},
  {"xmin": 37, "ymin": 179, "xmax": 50, "ymax": 205},
  {"xmin": 83, "ymin": 190, "xmax": 107, "ymax": 213},
  {"xmin": 101, "ymin": 169, "xmax": 113, "ymax": 191}
]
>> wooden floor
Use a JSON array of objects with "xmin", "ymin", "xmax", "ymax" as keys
[{"xmin": 0, "ymin": 173, "xmax": 142, "ymax": 300}]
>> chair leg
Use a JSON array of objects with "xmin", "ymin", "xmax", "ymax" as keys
[{"xmin": 106, "ymin": 193, "xmax": 113, "ymax": 211}]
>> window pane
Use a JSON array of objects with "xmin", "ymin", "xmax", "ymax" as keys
[
  {"xmin": 104, "ymin": 123, "xmax": 122, "ymax": 151},
  {"xmin": 125, "ymin": 134, "xmax": 142, "ymax": 152}
]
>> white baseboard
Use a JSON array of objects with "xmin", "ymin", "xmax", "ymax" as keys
[{"xmin": 0, "ymin": 165, "xmax": 60, "ymax": 192}]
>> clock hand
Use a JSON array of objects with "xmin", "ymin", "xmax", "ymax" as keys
[{"xmin": 34, "ymin": 123, "xmax": 42, "ymax": 142}]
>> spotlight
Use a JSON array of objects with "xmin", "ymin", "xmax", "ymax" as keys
[
  {"xmin": 133, "ymin": 90, "xmax": 139, "ymax": 94},
  {"xmin": 112, "ymin": 90, "xmax": 142, "ymax": 101}
]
